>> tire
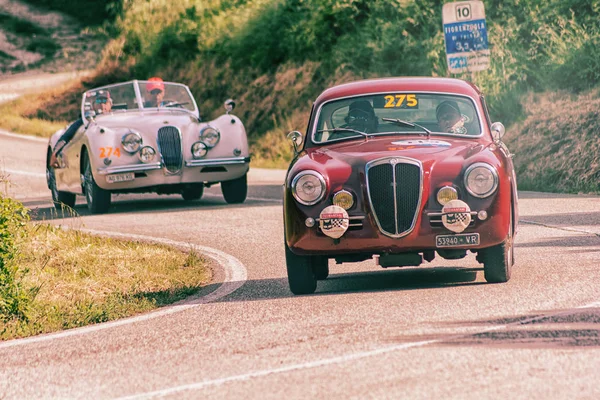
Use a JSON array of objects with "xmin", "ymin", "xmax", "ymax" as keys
[
  {"xmin": 83, "ymin": 153, "xmax": 111, "ymax": 214},
  {"xmin": 481, "ymin": 205, "xmax": 514, "ymax": 283},
  {"xmin": 313, "ymin": 257, "xmax": 329, "ymax": 280},
  {"xmin": 285, "ymin": 243, "xmax": 317, "ymax": 295},
  {"xmin": 47, "ymin": 166, "xmax": 76, "ymax": 210},
  {"xmin": 182, "ymin": 183, "xmax": 204, "ymax": 201},
  {"xmin": 221, "ymin": 173, "xmax": 248, "ymax": 204}
]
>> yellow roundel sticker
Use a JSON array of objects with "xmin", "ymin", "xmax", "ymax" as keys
[
  {"xmin": 441, "ymin": 200, "xmax": 472, "ymax": 233},
  {"xmin": 319, "ymin": 205, "xmax": 349, "ymax": 239}
]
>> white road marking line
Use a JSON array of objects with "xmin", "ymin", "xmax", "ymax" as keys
[
  {"xmin": 0, "ymin": 230, "xmax": 247, "ymax": 350},
  {"xmin": 0, "ymin": 129, "xmax": 48, "ymax": 143},
  {"xmin": 2, "ymin": 168, "xmax": 46, "ymax": 178},
  {"xmin": 116, "ymin": 299, "xmax": 600, "ymax": 399}
]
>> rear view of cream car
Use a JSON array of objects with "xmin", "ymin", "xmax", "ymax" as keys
[{"xmin": 46, "ymin": 80, "xmax": 250, "ymax": 214}]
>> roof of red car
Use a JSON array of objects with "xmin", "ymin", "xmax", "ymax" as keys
[{"xmin": 315, "ymin": 77, "xmax": 483, "ymax": 105}]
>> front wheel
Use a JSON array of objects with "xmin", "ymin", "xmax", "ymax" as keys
[
  {"xmin": 47, "ymin": 166, "xmax": 76, "ymax": 210},
  {"xmin": 313, "ymin": 257, "xmax": 329, "ymax": 280},
  {"xmin": 83, "ymin": 153, "xmax": 111, "ymax": 214},
  {"xmin": 285, "ymin": 243, "xmax": 317, "ymax": 295},
  {"xmin": 221, "ymin": 174, "xmax": 247, "ymax": 204},
  {"xmin": 480, "ymin": 205, "xmax": 514, "ymax": 283}
]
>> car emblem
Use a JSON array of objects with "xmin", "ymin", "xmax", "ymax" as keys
[{"xmin": 390, "ymin": 158, "xmax": 399, "ymax": 165}]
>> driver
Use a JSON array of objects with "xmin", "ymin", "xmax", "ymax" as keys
[
  {"xmin": 436, "ymin": 100, "xmax": 466, "ymax": 134},
  {"xmin": 345, "ymin": 100, "xmax": 378, "ymax": 133},
  {"xmin": 144, "ymin": 77, "xmax": 166, "ymax": 107}
]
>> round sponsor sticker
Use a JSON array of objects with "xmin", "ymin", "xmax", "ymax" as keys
[
  {"xmin": 319, "ymin": 205, "xmax": 349, "ymax": 239},
  {"xmin": 441, "ymin": 199, "xmax": 472, "ymax": 233}
]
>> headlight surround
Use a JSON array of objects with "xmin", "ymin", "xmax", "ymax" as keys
[
  {"xmin": 464, "ymin": 163, "xmax": 498, "ymax": 198},
  {"xmin": 291, "ymin": 170, "xmax": 326, "ymax": 206},
  {"xmin": 437, "ymin": 186, "xmax": 458, "ymax": 205},
  {"xmin": 332, "ymin": 190, "xmax": 354, "ymax": 210},
  {"xmin": 191, "ymin": 141, "xmax": 208, "ymax": 159},
  {"xmin": 121, "ymin": 131, "xmax": 143, "ymax": 153},
  {"xmin": 200, "ymin": 126, "xmax": 220, "ymax": 148},
  {"xmin": 138, "ymin": 146, "xmax": 156, "ymax": 163}
]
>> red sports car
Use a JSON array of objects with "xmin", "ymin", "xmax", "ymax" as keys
[{"xmin": 284, "ymin": 77, "xmax": 518, "ymax": 294}]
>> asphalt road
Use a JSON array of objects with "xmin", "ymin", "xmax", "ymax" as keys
[{"xmin": 1, "ymin": 131, "xmax": 599, "ymax": 399}]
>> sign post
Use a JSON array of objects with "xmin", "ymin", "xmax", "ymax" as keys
[{"xmin": 442, "ymin": 1, "xmax": 490, "ymax": 74}]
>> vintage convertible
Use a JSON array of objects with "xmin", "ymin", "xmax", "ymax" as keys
[
  {"xmin": 46, "ymin": 79, "xmax": 250, "ymax": 214},
  {"xmin": 284, "ymin": 77, "xmax": 519, "ymax": 294}
]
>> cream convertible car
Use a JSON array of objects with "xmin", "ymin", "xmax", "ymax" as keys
[{"xmin": 46, "ymin": 80, "xmax": 250, "ymax": 214}]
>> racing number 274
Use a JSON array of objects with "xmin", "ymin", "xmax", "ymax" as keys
[{"xmin": 99, "ymin": 147, "xmax": 121, "ymax": 158}]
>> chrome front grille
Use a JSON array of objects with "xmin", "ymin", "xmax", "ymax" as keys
[
  {"xmin": 157, "ymin": 126, "xmax": 182, "ymax": 174},
  {"xmin": 366, "ymin": 158, "xmax": 422, "ymax": 237}
]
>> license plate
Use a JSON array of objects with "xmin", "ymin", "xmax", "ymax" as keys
[
  {"xmin": 106, "ymin": 172, "xmax": 134, "ymax": 183},
  {"xmin": 436, "ymin": 233, "xmax": 480, "ymax": 247}
]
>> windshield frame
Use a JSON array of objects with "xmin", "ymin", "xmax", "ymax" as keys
[
  {"xmin": 309, "ymin": 91, "xmax": 485, "ymax": 145},
  {"xmin": 81, "ymin": 80, "xmax": 200, "ymax": 121}
]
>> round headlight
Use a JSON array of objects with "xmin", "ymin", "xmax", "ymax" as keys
[
  {"xmin": 121, "ymin": 131, "xmax": 143, "ymax": 153},
  {"xmin": 333, "ymin": 190, "xmax": 354, "ymax": 210},
  {"xmin": 138, "ymin": 146, "xmax": 156, "ymax": 163},
  {"xmin": 437, "ymin": 186, "xmax": 458, "ymax": 205},
  {"xmin": 291, "ymin": 170, "xmax": 326, "ymax": 206},
  {"xmin": 191, "ymin": 141, "xmax": 208, "ymax": 159},
  {"xmin": 464, "ymin": 163, "xmax": 498, "ymax": 198},
  {"xmin": 200, "ymin": 126, "xmax": 220, "ymax": 148}
]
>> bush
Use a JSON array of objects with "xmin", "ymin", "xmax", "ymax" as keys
[{"xmin": 0, "ymin": 195, "xmax": 32, "ymax": 322}]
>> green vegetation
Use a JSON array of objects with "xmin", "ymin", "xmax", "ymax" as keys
[
  {"xmin": 5, "ymin": 0, "xmax": 600, "ymax": 193},
  {"xmin": 0, "ymin": 188, "xmax": 211, "ymax": 340}
]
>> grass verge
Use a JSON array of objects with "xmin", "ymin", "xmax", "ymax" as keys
[{"xmin": 1, "ymin": 223, "xmax": 211, "ymax": 340}]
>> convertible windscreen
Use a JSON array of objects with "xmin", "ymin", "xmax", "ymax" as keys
[{"xmin": 313, "ymin": 93, "xmax": 482, "ymax": 143}]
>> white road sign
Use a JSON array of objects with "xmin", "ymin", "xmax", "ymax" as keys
[{"xmin": 442, "ymin": 1, "xmax": 490, "ymax": 73}]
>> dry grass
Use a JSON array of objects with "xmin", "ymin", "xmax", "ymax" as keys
[
  {"xmin": 506, "ymin": 89, "xmax": 600, "ymax": 194},
  {"xmin": 1, "ymin": 224, "xmax": 211, "ymax": 340}
]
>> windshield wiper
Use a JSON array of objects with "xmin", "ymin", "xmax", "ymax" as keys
[
  {"xmin": 317, "ymin": 127, "xmax": 371, "ymax": 139},
  {"xmin": 381, "ymin": 118, "xmax": 432, "ymax": 139}
]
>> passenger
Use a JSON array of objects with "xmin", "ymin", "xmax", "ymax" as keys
[
  {"xmin": 344, "ymin": 100, "xmax": 378, "ymax": 133},
  {"xmin": 49, "ymin": 118, "xmax": 84, "ymax": 168},
  {"xmin": 93, "ymin": 90, "xmax": 113, "ymax": 115},
  {"xmin": 144, "ymin": 77, "xmax": 166, "ymax": 107},
  {"xmin": 50, "ymin": 90, "xmax": 112, "ymax": 168},
  {"xmin": 436, "ymin": 100, "xmax": 466, "ymax": 134}
]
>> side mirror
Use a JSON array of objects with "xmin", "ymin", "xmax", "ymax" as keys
[
  {"xmin": 490, "ymin": 122, "xmax": 505, "ymax": 143},
  {"xmin": 287, "ymin": 131, "xmax": 304, "ymax": 154},
  {"xmin": 224, "ymin": 99, "xmax": 235, "ymax": 114},
  {"xmin": 84, "ymin": 110, "xmax": 96, "ymax": 121}
]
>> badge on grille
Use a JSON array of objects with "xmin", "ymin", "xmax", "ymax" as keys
[
  {"xmin": 319, "ymin": 205, "xmax": 349, "ymax": 239},
  {"xmin": 441, "ymin": 199, "xmax": 472, "ymax": 233}
]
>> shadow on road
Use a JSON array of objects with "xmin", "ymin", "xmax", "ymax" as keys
[
  {"xmin": 214, "ymin": 266, "xmax": 482, "ymax": 303},
  {"xmin": 427, "ymin": 307, "xmax": 600, "ymax": 348},
  {"xmin": 521, "ymin": 211, "xmax": 600, "ymax": 227}
]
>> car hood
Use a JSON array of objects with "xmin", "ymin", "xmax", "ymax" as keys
[{"xmin": 291, "ymin": 135, "xmax": 493, "ymax": 183}]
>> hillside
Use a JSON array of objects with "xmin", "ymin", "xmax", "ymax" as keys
[{"xmin": 1, "ymin": 0, "xmax": 599, "ymax": 193}]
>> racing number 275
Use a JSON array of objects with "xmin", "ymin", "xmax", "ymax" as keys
[{"xmin": 384, "ymin": 94, "xmax": 417, "ymax": 108}]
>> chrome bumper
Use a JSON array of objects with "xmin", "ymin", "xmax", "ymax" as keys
[
  {"xmin": 97, "ymin": 157, "xmax": 250, "ymax": 175},
  {"xmin": 185, "ymin": 156, "xmax": 250, "ymax": 167},
  {"xmin": 97, "ymin": 162, "xmax": 162, "ymax": 175}
]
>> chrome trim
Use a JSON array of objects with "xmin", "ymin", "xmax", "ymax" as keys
[
  {"xmin": 315, "ymin": 215, "xmax": 365, "ymax": 221},
  {"xmin": 97, "ymin": 162, "xmax": 162, "ymax": 175},
  {"xmin": 157, "ymin": 126, "xmax": 183, "ymax": 175},
  {"xmin": 463, "ymin": 162, "xmax": 498, "ymax": 198},
  {"xmin": 185, "ymin": 156, "xmax": 250, "ymax": 167},
  {"xmin": 291, "ymin": 170, "xmax": 326, "ymax": 206},
  {"xmin": 427, "ymin": 211, "xmax": 478, "ymax": 218},
  {"xmin": 365, "ymin": 156, "xmax": 423, "ymax": 238},
  {"xmin": 310, "ymin": 91, "xmax": 485, "ymax": 145}
]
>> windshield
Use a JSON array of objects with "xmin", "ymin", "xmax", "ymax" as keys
[
  {"xmin": 312, "ymin": 93, "xmax": 482, "ymax": 143},
  {"xmin": 82, "ymin": 80, "xmax": 198, "ymax": 119}
]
